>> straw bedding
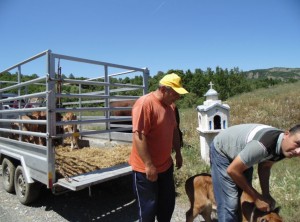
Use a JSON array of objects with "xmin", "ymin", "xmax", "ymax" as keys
[{"xmin": 55, "ymin": 144, "xmax": 132, "ymax": 178}]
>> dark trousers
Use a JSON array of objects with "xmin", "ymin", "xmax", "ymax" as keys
[{"xmin": 132, "ymin": 165, "xmax": 175, "ymax": 222}]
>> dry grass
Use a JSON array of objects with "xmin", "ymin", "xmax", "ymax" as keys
[
  {"xmin": 227, "ymin": 83, "xmax": 300, "ymax": 129},
  {"xmin": 227, "ymin": 82, "xmax": 300, "ymax": 221},
  {"xmin": 176, "ymin": 81, "xmax": 300, "ymax": 221}
]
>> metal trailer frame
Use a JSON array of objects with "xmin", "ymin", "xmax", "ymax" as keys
[{"xmin": 0, "ymin": 50, "xmax": 149, "ymax": 194}]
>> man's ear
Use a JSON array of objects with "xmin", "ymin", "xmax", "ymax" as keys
[
  {"xmin": 160, "ymin": 85, "xmax": 168, "ymax": 93},
  {"xmin": 283, "ymin": 131, "xmax": 290, "ymax": 139}
]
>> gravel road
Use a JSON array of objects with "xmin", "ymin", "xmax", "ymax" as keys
[{"xmin": 0, "ymin": 165, "xmax": 191, "ymax": 222}]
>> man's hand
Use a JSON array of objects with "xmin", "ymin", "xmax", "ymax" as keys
[
  {"xmin": 145, "ymin": 164, "xmax": 158, "ymax": 182},
  {"xmin": 175, "ymin": 152, "xmax": 183, "ymax": 169},
  {"xmin": 264, "ymin": 194, "xmax": 276, "ymax": 210},
  {"xmin": 255, "ymin": 195, "xmax": 271, "ymax": 212},
  {"xmin": 133, "ymin": 131, "xmax": 157, "ymax": 181}
]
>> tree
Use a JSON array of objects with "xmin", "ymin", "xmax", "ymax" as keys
[{"xmin": 69, "ymin": 73, "xmax": 75, "ymax": 79}]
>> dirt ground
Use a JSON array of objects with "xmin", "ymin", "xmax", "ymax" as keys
[{"xmin": 55, "ymin": 142, "xmax": 132, "ymax": 178}]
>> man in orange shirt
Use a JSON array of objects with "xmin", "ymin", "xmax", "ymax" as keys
[{"xmin": 129, "ymin": 73, "xmax": 188, "ymax": 222}]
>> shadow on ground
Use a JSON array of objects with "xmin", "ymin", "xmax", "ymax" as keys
[{"xmin": 31, "ymin": 175, "xmax": 139, "ymax": 222}]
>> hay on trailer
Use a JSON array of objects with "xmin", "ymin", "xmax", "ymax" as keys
[{"xmin": 55, "ymin": 144, "xmax": 132, "ymax": 178}]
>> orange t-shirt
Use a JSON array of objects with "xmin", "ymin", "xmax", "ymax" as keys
[{"xmin": 129, "ymin": 92, "xmax": 177, "ymax": 173}]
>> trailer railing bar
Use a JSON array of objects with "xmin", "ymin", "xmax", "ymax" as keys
[
  {"xmin": 56, "ymin": 93, "xmax": 138, "ymax": 100},
  {"xmin": 53, "ymin": 127, "xmax": 132, "ymax": 139},
  {"xmin": 60, "ymin": 78, "xmax": 144, "ymax": 90},
  {"xmin": 0, "ymin": 50, "xmax": 49, "ymax": 73},
  {"xmin": 0, "ymin": 76, "xmax": 47, "ymax": 93},
  {"xmin": 87, "ymin": 69, "xmax": 138, "ymax": 81},
  {"xmin": 0, "ymin": 119, "xmax": 46, "ymax": 124},
  {"xmin": 0, "ymin": 107, "xmax": 46, "ymax": 114},
  {"xmin": 55, "ymin": 117, "xmax": 132, "ymax": 126},
  {"xmin": 52, "ymin": 53, "xmax": 146, "ymax": 72},
  {"xmin": 56, "ymin": 107, "xmax": 132, "ymax": 113},
  {"xmin": 0, "ymin": 92, "xmax": 47, "ymax": 103},
  {"xmin": 0, "ymin": 128, "xmax": 47, "ymax": 138}
]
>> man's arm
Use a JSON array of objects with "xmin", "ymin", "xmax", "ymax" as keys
[
  {"xmin": 227, "ymin": 156, "xmax": 271, "ymax": 212},
  {"xmin": 173, "ymin": 127, "xmax": 182, "ymax": 169},
  {"xmin": 133, "ymin": 131, "xmax": 157, "ymax": 181},
  {"xmin": 258, "ymin": 161, "xmax": 276, "ymax": 209},
  {"xmin": 258, "ymin": 161, "xmax": 274, "ymax": 195}
]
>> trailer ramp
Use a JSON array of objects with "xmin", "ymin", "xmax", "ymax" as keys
[{"xmin": 56, "ymin": 164, "xmax": 132, "ymax": 191}]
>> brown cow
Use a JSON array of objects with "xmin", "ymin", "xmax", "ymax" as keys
[
  {"xmin": 185, "ymin": 173, "xmax": 217, "ymax": 222},
  {"xmin": 110, "ymin": 100, "xmax": 136, "ymax": 132},
  {"xmin": 28, "ymin": 111, "xmax": 78, "ymax": 148},
  {"xmin": 10, "ymin": 112, "xmax": 47, "ymax": 145},
  {"xmin": 185, "ymin": 174, "xmax": 283, "ymax": 222},
  {"xmin": 110, "ymin": 100, "xmax": 136, "ymax": 117},
  {"xmin": 10, "ymin": 111, "xmax": 78, "ymax": 148},
  {"xmin": 10, "ymin": 115, "xmax": 37, "ymax": 143},
  {"xmin": 29, "ymin": 111, "xmax": 79, "ymax": 148},
  {"xmin": 62, "ymin": 112, "xmax": 79, "ymax": 150},
  {"xmin": 241, "ymin": 192, "xmax": 282, "ymax": 222},
  {"xmin": 30, "ymin": 111, "xmax": 47, "ymax": 145}
]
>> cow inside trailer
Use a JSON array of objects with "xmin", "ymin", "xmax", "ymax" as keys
[{"xmin": 0, "ymin": 50, "xmax": 149, "ymax": 204}]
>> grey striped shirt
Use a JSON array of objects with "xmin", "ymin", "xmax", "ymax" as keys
[{"xmin": 213, "ymin": 124, "xmax": 285, "ymax": 167}]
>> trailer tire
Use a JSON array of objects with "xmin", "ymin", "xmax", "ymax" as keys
[
  {"xmin": 2, "ymin": 158, "xmax": 16, "ymax": 193},
  {"xmin": 14, "ymin": 165, "xmax": 41, "ymax": 205}
]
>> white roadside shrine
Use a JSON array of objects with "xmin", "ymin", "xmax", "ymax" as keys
[{"xmin": 196, "ymin": 82, "xmax": 230, "ymax": 163}]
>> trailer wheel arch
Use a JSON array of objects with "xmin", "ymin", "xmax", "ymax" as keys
[
  {"xmin": 0, "ymin": 152, "xmax": 33, "ymax": 184},
  {"xmin": 0, "ymin": 154, "xmax": 20, "ymax": 166}
]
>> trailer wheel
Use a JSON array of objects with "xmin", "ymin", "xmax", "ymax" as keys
[
  {"xmin": 14, "ymin": 165, "xmax": 41, "ymax": 205},
  {"xmin": 2, "ymin": 158, "xmax": 16, "ymax": 193}
]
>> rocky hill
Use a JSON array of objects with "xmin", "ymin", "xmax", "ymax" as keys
[{"xmin": 243, "ymin": 67, "xmax": 300, "ymax": 80}]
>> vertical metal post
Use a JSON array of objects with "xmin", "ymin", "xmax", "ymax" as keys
[
  {"xmin": 17, "ymin": 66, "xmax": 21, "ymax": 108},
  {"xmin": 46, "ymin": 50, "xmax": 57, "ymax": 188},
  {"xmin": 104, "ymin": 65, "xmax": 111, "ymax": 141},
  {"xmin": 79, "ymin": 83, "xmax": 82, "ymax": 137},
  {"xmin": 17, "ymin": 66, "xmax": 23, "ymax": 142},
  {"xmin": 143, "ymin": 68, "xmax": 149, "ymax": 94}
]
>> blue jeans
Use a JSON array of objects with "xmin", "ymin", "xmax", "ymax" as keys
[
  {"xmin": 132, "ymin": 165, "xmax": 175, "ymax": 222},
  {"xmin": 210, "ymin": 142, "xmax": 253, "ymax": 222}
]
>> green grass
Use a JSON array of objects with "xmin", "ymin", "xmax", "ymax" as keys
[{"xmin": 176, "ymin": 81, "xmax": 300, "ymax": 221}]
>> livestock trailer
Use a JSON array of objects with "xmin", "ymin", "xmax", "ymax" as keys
[{"xmin": 0, "ymin": 50, "xmax": 149, "ymax": 204}]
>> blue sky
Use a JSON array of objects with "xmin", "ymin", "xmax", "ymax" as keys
[{"xmin": 0, "ymin": 0, "xmax": 299, "ymax": 78}]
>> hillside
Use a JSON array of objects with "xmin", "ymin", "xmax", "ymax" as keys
[
  {"xmin": 243, "ymin": 67, "xmax": 300, "ymax": 80},
  {"xmin": 227, "ymin": 80, "xmax": 300, "ymax": 129},
  {"xmin": 177, "ymin": 81, "xmax": 300, "ymax": 221}
]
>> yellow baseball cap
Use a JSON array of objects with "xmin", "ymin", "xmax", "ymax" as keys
[{"xmin": 159, "ymin": 73, "xmax": 189, "ymax": 94}]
